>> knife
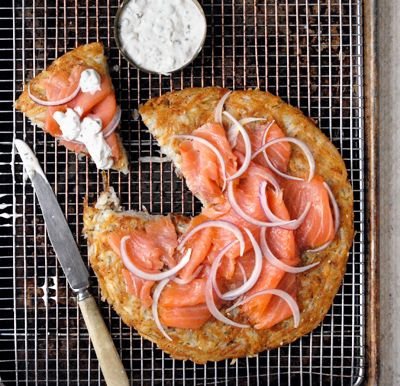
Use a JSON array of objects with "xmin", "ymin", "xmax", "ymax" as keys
[{"xmin": 15, "ymin": 139, "xmax": 129, "ymax": 386}]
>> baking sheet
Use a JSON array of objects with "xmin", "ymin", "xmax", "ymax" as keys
[{"xmin": 0, "ymin": 1, "xmax": 368, "ymax": 384}]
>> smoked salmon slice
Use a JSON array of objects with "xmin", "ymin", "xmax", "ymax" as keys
[
  {"xmin": 107, "ymin": 216, "xmax": 179, "ymax": 309},
  {"xmin": 91, "ymin": 93, "xmax": 117, "ymax": 128},
  {"xmin": 252, "ymin": 273, "xmax": 297, "ymax": 329},
  {"xmin": 265, "ymin": 188, "xmax": 299, "ymax": 263},
  {"xmin": 107, "ymin": 215, "xmax": 178, "ymax": 271},
  {"xmin": 144, "ymin": 216, "xmax": 178, "ymax": 268},
  {"xmin": 68, "ymin": 75, "xmax": 114, "ymax": 116},
  {"xmin": 159, "ymin": 303, "xmax": 211, "ymax": 329},
  {"xmin": 179, "ymin": 123, "xmax": 237, "ymax": 205},
  {"xmin": 122, "ymin": 269, "xmax": 154, "ymax": 309},
  {"xmin": 236, "ymin": 122, "xmax": 291, "ymax": 172},
  {"xmin": 44, "ymin": 66, "xmax": 84, "ymax": 136},
  {"xmin": 240, "ymin": 189, "xmax": 298, "ymax": 328},
  {"xmin": 178, "ymin": 216, "xmax": 214, "ymax": 281},
  {"xmin": 159, "ymin": 278, "xmax": 207, "ymax": 307},
  {"xmin": 283, "ymin": 175, "xmax": 335, "ymax": 251},
  {"xmin": 108, "ymin": 230, "xmax": 164, "ymax": 271},
  {"xmin": 205, "ymin": 159, "xmax": 280, "ymax": 279},
  {"xmin": 241, "ymin": 260, "xmax": 286, "ymax": 328}
]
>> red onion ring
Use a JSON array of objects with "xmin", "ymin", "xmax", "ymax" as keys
[
  {"xmin": 223, "ymin": 111, "xmax": 252, "ymax": 181},
  {"xmin": 121, "ymin": 236, "xmax": 192, "ymax": 281},
  {"xmin": 260, "ymin": 227, "xmax": 320, "ymax": 274},
  {"xmin": 210, "ymin": 241, "xmax": 239, "ymax": 298},
  {"xmin": 177, "ymin": 220, "xmax": 245, "ymax": 256},
  {"xmin": 253, "ymin": 137, "xmax": 315, "ymax": 182},
  {"xmin": 102, "ymin": 106, "xmax": 122, "ymax": 138},
  {"xmin": 173, "ymin": 134, "xmax": 227, "ymax": 191},
  {"xmin": 227, "ymin": 288, "xmax": 300, "ymax": 328},
  {"xmin": 152, "ymin": 278, "xmax": 173, "ymax": 341},
  {"xmin": 237, "ymin": 262, "xmax": 247, "ymax": 283},
  {"xmin": 227, "ymin": 181, "xmax": 281, "ymax": 228},
  {"xmin": 259, "ymin": 181, "xmax": 311, "ymax": 230},
  {"xmin": 28, "ymin": 82, "xmax": 81, "ymax": 107},
  {"xmin": 209, "ymin": 243, "xmax": 248, "ymax": 299},
  {"xmin": 227, "ymin": 117, "xmax": 267, "ymax": 148},
  {"xmin": 259, "ymin": 169, "xmax": 281, "ymax": 193},
  {"xmin": 214, "ymin": 90, "xmax": 232, "ymax": 124},
  {"xmin": 221, "ymin": 228, "xmax": 263, "ymax": 300},
  {"xmin": 205, "ymin": 269, "xmax": 249, "ymax": 329},
  {"xmin": 172, "ymin": 265, "xmax": 203, "ymax": 285},
  {"xmin": 323, "ymin": 181, "xmax": 340, "ymax": 233},
  {"xmin": 205, "ymin": 281, "xmax": 249, "ymax": 328},
  {"xmin": 261, "ymin": 120, "xmax": 276, "ymax": 145},
  {"xmin": 305, "ymin": 240, "xmax": 332, "ymax": 254}
]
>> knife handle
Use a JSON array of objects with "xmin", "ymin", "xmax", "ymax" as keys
[{"xmin": 78, "ymin": 291, "xmax": 129, "ymax": 386}]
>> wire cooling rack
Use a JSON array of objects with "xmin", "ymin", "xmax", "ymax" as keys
[{"xmin": 0, "ymin": 0, "xmax": 366, "ymax": 384}]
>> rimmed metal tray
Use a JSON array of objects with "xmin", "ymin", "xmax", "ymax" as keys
[{"xmin": 0, "ymin": 0, "xmax": 378, "ymax": 384}]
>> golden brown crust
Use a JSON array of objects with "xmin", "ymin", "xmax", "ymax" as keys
[
  {"xmin": 85, "ymin": 87, "xmax": 354, "ymax": 363},
  {"xmin": 14, "ymin": 42, "xmax": 128, "ymax": 173}
]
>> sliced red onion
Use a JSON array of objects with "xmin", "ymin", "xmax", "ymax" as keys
[
  {"xmin": 259, "ymin": 181, "xmax": 311, "ymax": 230},
  {"xmin": 227, "ymin": 181, "xmax": 279, "ymax": 228},
  {"xmin": 210, "ymin": 241, "xmax": 239, "ymax": 298},
  {"xmin": 261, "ymin": 120, "xmax": 276, "ymax": 145},
  {"xmin": 227, "ymin": 288, "xmax": 300, "ymax": 328},
  {"xmin": 223, "ymin": 111, "xmax": 252, "ymax": 181},
  {"xmin": 102, "ymin": 106, "xmax": 121, "ymax": 138},
  {"xmin": 28, "ymin": 82, "xmax": 81, "ymax": 107},
  {"xmin": 237, "ymin": 262, "xmax": 247, "ymax": 283},
  {"xmin": 323, "ymin": 181, "xmax": 340, "ymax": 233},
  {"xmin": 152, "ymin": 278, "xmax": 173, "ymax": 341},
  {"xmin": 225, "ymin": 263, "xmax": 247, "ymax": 310},
  {"xmin": 221, "ymin": 228, "xmax": 263, "ymax": 300},
  {"xmin": 205, "ymin": 283, "xmax": 249, "ymax": 328},
  {"xmin": 177, "ymin": 220, "xmax": 245, "ymax": 256},
  {"xmin": 205, "ymin": 274, "xmax": 249, "ymax": 329},
  {"xmin": 260, "ymin": 227, "xmax": 319, "ymax": 274},
  {"xmin": 227, "ymin": 117, "xmax": 267, "ymax": 148},
  {"xmin": 305, "ymin": 240, "xmax": 332, "ymax": 254},
  {"xmin": 172, "ymin": 265, "xmax": 203, "ymax": 285},
  {"xmin": 259, "ymin": 169, "xmax": 281, "ymax": 193},
  {"xmin": 214, "ymin": 90, "xmax": 232, "ymax": 124},
  {"xmin": 121, "ymin": 236, "xmax": 192, "ymax": 281},
  {"xmin": 253, "ymin": 137, "xmax": 315, "ymax": 182},
  {"xmin": 173, "ymin": 134, "xmax": 227, "ymax": 191}
]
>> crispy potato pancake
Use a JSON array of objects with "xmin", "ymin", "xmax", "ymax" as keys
[
  {"xmin": 84, "ymin": 87, "xmax": 353, "ymax": 363},
  {"xmin": 15, "ymin": 42, "xmax": 128, "ymax": 173}
]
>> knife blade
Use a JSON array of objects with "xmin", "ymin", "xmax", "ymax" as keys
[
  {"xmin": 14, "ymin": 139, "xmax": 89, "ymax": 292},
  {"xmin": 15, "ymin": 139, "xmax": 129, "ymax": 386}
]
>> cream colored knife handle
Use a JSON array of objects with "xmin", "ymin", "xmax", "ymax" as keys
[{"xmin": 78, "ymin": 292, "xmax": 129, "ymax": 386}]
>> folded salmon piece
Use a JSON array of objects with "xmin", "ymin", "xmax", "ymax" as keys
[
  {"xmin": 283, "ymin": 176, "xmax": 335, "ymax": 251},
  {"xmin": 179, "ymin": 122, "xmax": 237, "ymax": 205},
  {"xmin": 107, "ymin": 215, "xmax": 179, "ymax": 309}
]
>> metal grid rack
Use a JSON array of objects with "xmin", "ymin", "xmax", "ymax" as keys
[{"xmin": 0, "ymin": 0, "xmax": 365, "ymax": 384}]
